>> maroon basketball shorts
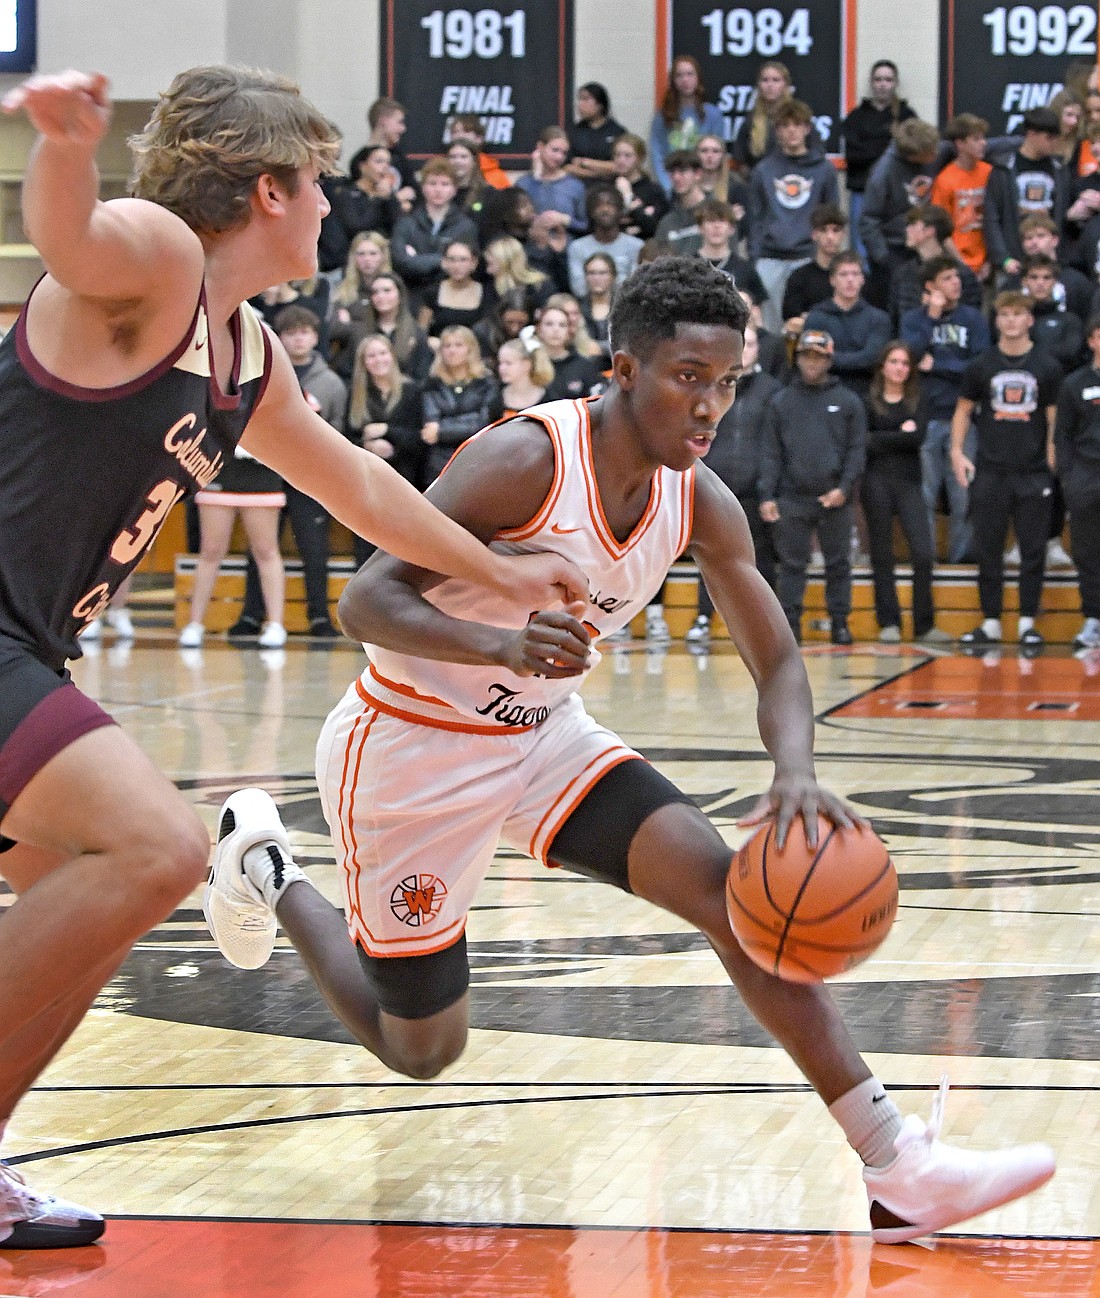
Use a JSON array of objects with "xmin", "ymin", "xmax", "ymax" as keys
[{"xmin": 0, "ymin": 631, "xmax": 116, "ymax": 850}]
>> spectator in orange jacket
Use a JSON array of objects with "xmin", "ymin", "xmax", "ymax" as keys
[
  {"xmin": 449, "ymin": 113, "xmax": 512, "ymax": 189},
  {"xmin": 931, "ymin": 114, "xmax": 993, "ymax": 282}
]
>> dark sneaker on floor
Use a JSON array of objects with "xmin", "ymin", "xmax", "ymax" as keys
[
  {"xmin": 227, "ymin": 617, "xmax": 262, "ymax": 639},
  {"xmin": 959, "ymin": 625, "xmax": 999, "ymax": 646},
  {"xmin": 308, "ymin": 619, "xmax": 341, "ymax": 639},
  {"xmin": 0, "ymin": 1163, "xmax": 104, "ymax": 1249}
]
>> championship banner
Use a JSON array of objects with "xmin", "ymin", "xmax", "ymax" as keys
[
  {"xmin": 940, "ymin": 1, "xmax": 1099, "ymax": 134},
  {"xmin": 659, "ymin": 1, "xmax": 855, "ymax": 155},
  {"xmin": 379, "ymin": 0, "xmax": 574, "ymax": 161}
]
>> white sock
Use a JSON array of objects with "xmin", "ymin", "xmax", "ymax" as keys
[
  {"xmin": 982, "ymin": 618, "xmax": 1002, "ymax": 640},
  {"xmin": 1085, "ymin": 618, "xmax": 1100, "ymax": 634},
  {"xmin": 242, "ymin": 842, "xmax": 306, "ymax": 913},
  {"xmin": 828, "ymin": 1077, "xmax": 903, "ymax": 1168},
  {"xmin": 1017, "ymin": 616, "xmax": 1034, "ymax": 636},
  {"xmin": 646, "ymin": 606, "xmax": 664, "ymax": 622}
]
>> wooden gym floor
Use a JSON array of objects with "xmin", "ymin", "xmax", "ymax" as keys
[{"xmin": 0, "ymin": 632, "xmax": 1096, "ymax": 1297}]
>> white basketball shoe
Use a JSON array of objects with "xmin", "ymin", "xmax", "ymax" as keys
[
  {"xmin": 863, "ymin": 1078, "xmax": 1056, "ymax": 1243},
  {"xmin": 202, "ymin": 788, "xmax": 303, "ymax": 969},
  {"xmin": 0, "ymin": 1162, "xmax": 104, "ymax": 1249}
]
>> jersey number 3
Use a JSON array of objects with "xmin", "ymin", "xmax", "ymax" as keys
[{"xmin": 111, "ymin": 478, "xmax": 185, "ymax": 566}]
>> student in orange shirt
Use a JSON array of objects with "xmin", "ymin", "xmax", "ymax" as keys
[
  {"xmin": 448, "ymin": 113, "xmax": 512, "ymax": 190},
  {"xmin": 931, "ymin": 115, "xmax": 993, "ymax": 281}
]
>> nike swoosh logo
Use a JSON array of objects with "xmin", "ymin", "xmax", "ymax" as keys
[{"xmin": 550, "ymin": 523, "xmax": 582, "ymax": 535}]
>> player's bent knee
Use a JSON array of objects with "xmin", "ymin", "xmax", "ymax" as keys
[
  {"xmin": 381, "ymin": 1014, "xmax": 468, "ymax": 1080},
  {"xmin": 117, "ymin": 810, "xmax": 210, "ymax": 912}
]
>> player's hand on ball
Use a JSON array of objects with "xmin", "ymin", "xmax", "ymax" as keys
[
  {"xmin": 505, "ymin": 603, "xmax": 591, "ymax": 678},
  {"xmin": 3, "ymin": 71, "xmax": 111, "ymax": 148},
  {"xmin": 737, "ymin": 772, "xmax": 866, "ymax": 848}
]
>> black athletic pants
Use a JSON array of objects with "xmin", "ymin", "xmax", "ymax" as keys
[
  {"xmin": 773, "ymin": 496, "xmax": 853, "ymax": 631},
  {"xmin": 970, "ymin": 467, "xmax": 1053, "ymax": 619},
  {"xmin": 861, "ymin": 469, "xmax": 935, "ymax": 635},
  {"xmin": 1068, "ymin": 492, "xmax": 1100, "ymax": 619},
  {"xmin": 241, "ymin": 484, "xmax": 332, "ymax": 627}
]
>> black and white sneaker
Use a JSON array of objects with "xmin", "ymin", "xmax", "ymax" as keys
[
  {"xmin": 0, "ymin": 1162, "xmax": 104, "ymax": 1249},
  {"xmin": 959, "ymin": 625, "xmax": 999, "ymax": 646},
  {"xmin": 203, "ymin": 789, "xmax": 303, "ymax": 969}
]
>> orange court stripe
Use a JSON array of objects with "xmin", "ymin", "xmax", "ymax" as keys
[
  {"xmin": 22, "ymin": 1218, "xmax": 1096, "ymax": 1298},
  {"xmin": 830, "ymin": 655, "xmax": 1100, "ymax": 722}
]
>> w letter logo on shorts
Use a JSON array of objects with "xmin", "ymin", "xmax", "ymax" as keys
[{"xmin": 390, "ymin": 873, "xmax": 447, "ymax": 927}]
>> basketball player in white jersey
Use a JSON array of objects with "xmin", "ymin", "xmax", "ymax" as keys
[
  {"xmin": 0, "ymin": 69, "xmax": 581, "ymax": 1248},
  {"xmin": 209, "ymin": 259, "xmax": 1055, "ymax": 1243}
]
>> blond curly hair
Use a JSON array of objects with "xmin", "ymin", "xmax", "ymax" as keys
[{"xmin": 129, "ymin": 65, "xmax": 341, "ymax": 235}]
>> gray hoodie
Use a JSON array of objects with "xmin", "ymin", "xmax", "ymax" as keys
[{"xmin": 748, "ymin": 149, "xmax": 840, "ymax": 261}]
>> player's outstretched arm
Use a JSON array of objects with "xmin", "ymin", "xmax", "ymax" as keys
[
  {"xmin": 335, "ymin": 417, "xmax": 592, "ymax": 676},
  {"xmin": 241, "ymin": 355, "xmax": 588, "ymax": 611},
  {"xmin": 3, "ymin": 70, "xmax": 202, "ymax": 300},
  {"xmin": 689, "ymin": 467, "xmax": 860, "ymax": 846}
]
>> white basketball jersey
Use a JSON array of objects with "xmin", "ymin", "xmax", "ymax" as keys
[{"xmin": 360, "ymin": 398, "xmax": 695, "ymax": 733}]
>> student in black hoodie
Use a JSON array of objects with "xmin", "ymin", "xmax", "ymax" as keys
[
  {"xmin": 804, "ymin": 252, "xmax": 891, "ymax": 398},
  {"xmin": 781, "ymin": 204, "xmax": 847, "ymax": 338},
  {"xmin": 983, "ymin": 108, "xmax": 1069, "ymax": 278},
  {"xmin": 1055, "ymin": 315, "xmax": 1100, "ymax": 649},
  {"xmin": 685, "ymin": 325, "xmax": 781, "ymax": 644},
  {"xmin": 859, "ymin": 118, "xmax": 943, "ymax": 310},
  {"xmin": 842, "ymin": 60, "xmax": 917, "ymax": 260},
  {"xmin": 1019, "ymin": 255, "xmax": 1084, "ymax": 373},
  {"xmin": 759, "ymin": 329, "xmax": 867, "ymax": 643}
]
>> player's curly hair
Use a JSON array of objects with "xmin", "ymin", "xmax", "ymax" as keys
[
  {"xmin": 609, "ymin": 257, "xmax": 748, "ymax": 359},
  {"xmin": 129, "ymin": 65, "xmax": 341, "ymax": 235}
]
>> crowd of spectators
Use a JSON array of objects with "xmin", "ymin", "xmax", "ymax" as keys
[{"xmin": 164, "ymin": 56, "xmax": 1100, "ymax": 655}]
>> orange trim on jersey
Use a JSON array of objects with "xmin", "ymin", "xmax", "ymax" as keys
[
  {"xmin": 495, "ymin": 408, "xmax": 567, "ymax": 542},
  {"xmin": 355, "ymin": 916, "xmax": 468, "ymax": 955},
  {"xmin": 366, "ymin": 663, "xmax": 454, "ymax": 711},
  {"xmin": 355, "ymin": 676, "xmax": 537, "ymax": 735},
  {"xmin": 677, "ymin": 466, "xmax": 697, "ymax": 554},
  {"xmin": 438, "ymin": 408, "xmax": 567, "ymax": 545},
  {"xmin": 577, "ymin": 400, "xmax": 663, "ymax": 560},
  {"xmin": 529, "ymin": 749, "xmax": 641, "ymax": 862}
]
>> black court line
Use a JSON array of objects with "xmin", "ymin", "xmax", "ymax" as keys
[
  {"xmin": 13, "ymin": 1082, "xmax": 1095, "ymax": 1168},
  {"xmin": 27, "ymin": 1081, "xmax": 1100, "ymax": 1094},
  {"xmin": 91, "ymin": 1214, "xmax": 1100, "ymax": 1241},
  {"xmin": 816, "ymin": 656, "xmax": 936, "ymax": 722}
]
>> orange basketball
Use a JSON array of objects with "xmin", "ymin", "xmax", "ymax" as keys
[{"xmin": 725, "ymin": 816, "xmax": 898, "ymax": 983}]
